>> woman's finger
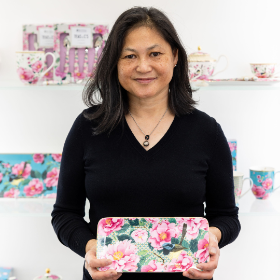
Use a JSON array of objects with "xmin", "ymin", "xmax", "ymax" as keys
[
  {"xmin": 196, "ymin": 246, "xmax": 219, "ymax": 271},
  {"xmin": 183, "ymin": 268, "xmax": 214, "ymax": 279},
  {"xmin": 85, "ymin": 260, "xmax": 118, "ymax": 279}
]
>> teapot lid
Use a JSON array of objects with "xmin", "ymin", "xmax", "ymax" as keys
[
  {"xmin": 34, "ymin": 269, "xmax": 61, "ymax": 280},
  {"xmin": 188, "ymin": 46, "xmax": 216, "ymax": 62}
]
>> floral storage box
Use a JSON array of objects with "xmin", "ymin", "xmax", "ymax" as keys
[
  {"xmin": 23, "ymin": 24, "xmax": 54, "ymax": 80},
  {"xmin": 96, "ymin": 217, "xmax": 209, "ymax": 273},
  {"xmin": 0, "ymin": 153, "xmax": 61, "ymax": 198},
  {"xmin": 227, "ymin": 139, "xmax": 237, "ymax": 170},
  {"xmin": 53, "ymin": 23, "xmax": 109, "ymax": 82}
]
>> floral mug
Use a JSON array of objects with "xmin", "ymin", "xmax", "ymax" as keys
[
  {"xmin": 250, "ymin": 166, "xmax": 280, "ymax": 200},
  {"xmin": 16, "ymin": 51, "xmax": 55, "ymax": 85},
  {"xmin": 233, "ymin": 171, "xmax": 253, "ymax": 206}
]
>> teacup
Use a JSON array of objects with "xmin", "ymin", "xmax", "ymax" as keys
[
  {"xmin": 250, "ymin": 166, "xmax": 280, "ymax": 200},
  {"xmin": 16, "ymin": 51, "xmax": 55, "ymax": 85},
  {"xmin": 233, "ymin": 171, "xmax": 253, "ymax": 206},
  {"xmin": 250, "ymin": 63, "xmax": 280, "ymax": 78}
]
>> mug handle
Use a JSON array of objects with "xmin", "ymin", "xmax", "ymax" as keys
[
  {"xmin": 240, "ymin": 177, "xmax": 253, "ymax": 198},
  {"xmin": 40, "ymin": 52, "xmax": 56, "ymax": 79},
  {"xmin": 211, "ymin": 55, "xmax": 229, "ymax": 77},
  {"xmin": 272, "ymin": 171, "xmax": 280, "ymax": 192}
]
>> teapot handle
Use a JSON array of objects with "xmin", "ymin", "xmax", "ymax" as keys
[{"xmin": 212, "ymin": 55, "xmax": 229, "ymax": 77}]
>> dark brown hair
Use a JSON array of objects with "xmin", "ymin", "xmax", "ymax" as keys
[{"xmin": 82, "ymin": 6, "xmax": 199, "ymax": 136}]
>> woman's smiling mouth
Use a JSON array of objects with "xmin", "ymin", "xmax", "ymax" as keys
[{"xmin": 134, "ymin": 77, "xmax": 157, "ymax": 84}]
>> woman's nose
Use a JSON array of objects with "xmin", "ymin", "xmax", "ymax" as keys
[{"xmin": 136, "ymin": 58, "xmax": 152, "ymax": 73}]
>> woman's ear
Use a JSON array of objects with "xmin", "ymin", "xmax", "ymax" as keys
[{"xmin": 173, "ymin": 48, "xmax": 178, "ymax": 66}]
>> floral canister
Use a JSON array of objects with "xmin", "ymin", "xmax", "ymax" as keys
[
  {"xmin": 188, "ymin": 46, "xmax": 229, "ymax": 80},
  {"xmin": 33, "ymin": 269, "xmax": 62, "ymax": 280}
]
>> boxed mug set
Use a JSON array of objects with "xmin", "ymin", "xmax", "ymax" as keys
[{"xmin": 17, "ymin": 23, "xmax": 109, "ymax": 86}]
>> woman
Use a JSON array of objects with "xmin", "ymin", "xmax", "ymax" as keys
[{"xmin": 51, "ymin": 6, "xmax": 240, "ymax": 280}]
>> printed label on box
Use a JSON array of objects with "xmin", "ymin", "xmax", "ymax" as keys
[
  {"xmin": 38, "ymin": 27, "xmax": 54, "ymax": 48},
  {"xmin": 70, "ymin": 26, "xmax": 93, "ymax": 48}
]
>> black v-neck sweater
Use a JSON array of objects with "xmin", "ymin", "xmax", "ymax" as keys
[{"xmin": 51, "ymin": 106, "xmax": 240, "ymax": 280}]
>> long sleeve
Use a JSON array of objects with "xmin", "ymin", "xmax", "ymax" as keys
[
  {"xmin": 51, "ymin": 112, "xmax": 95, "ymax": 258},
  {"xmin": 205, "ymin": 120, "xmax": 241, "ymax": 249}
]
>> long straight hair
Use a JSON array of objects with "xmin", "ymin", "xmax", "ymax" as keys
[{"xmin": 82, "ymin": 6, "xmax": 199, "ymax": 137}]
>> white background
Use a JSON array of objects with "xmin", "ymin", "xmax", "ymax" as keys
[{"xmin": 0, "ymin": 0, "xmax": 280, "ymax": 279}]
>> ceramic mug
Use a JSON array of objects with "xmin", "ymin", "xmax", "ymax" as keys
[
  {"xmin": 233, "ymin": 171, "xmax": 253, "ymax": 206},
  {"xmin": 16, "ymin": 51, "xmax": 55, "ymax": 85},
  {"xmin": 250, "ymin": 63, "xmax": 280, "ymax": 78},
  {"xmin": 250, "ymin": 166, "xmax": 280, "ymax": 200}
]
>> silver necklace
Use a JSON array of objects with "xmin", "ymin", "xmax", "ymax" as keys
[{"xmin": 128, "ymin": 107, "xmax": 169, "ymax": 147}]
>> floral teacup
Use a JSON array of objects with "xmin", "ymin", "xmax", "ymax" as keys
[
  {"xmin": 16, "ymin": 51, "xmax": 55, "ymax": 85},
  {"xmin": 250, "ymin": 63, "xmax": 280, "ymax": 78},
  {"xmin": 250, "ymin": 166, "xmax": 280, "ymax": 200}
]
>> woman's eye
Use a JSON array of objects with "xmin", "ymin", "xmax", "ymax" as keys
[
  {"xmin": 151, "ymin": 52, "xmax": 161, "ymax": 57},
  {"xmin": 125, "ymin": 54, "xmax": 136, "ymax": 59}
]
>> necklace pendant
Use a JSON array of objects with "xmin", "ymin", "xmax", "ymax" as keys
[
  {"xmin": 145, "ymin": 135, "xmax": 149, "ymax": 140},
  {"xmin": 143, "ymin": 140, "xmax": 149, "ymax": 147}
]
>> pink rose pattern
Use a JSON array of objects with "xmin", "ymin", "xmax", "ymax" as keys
[
  {"xmin": 97, "ymin": 218, "xmax": 209, "ymax": 272},
  {"xmin": 251, "ymin": 172, "xmax": 276, "ymax": 199},
  {"xmin": 0, "ymin": 154, "xmax": 61, "ymax": 198}
]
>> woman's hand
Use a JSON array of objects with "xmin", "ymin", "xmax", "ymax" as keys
[
  {"xmin": 85, "ymin": 239, "xmax": 122, "ymax": 280},
  {"xmin": 183, "ymin": 227, "xmax": 221, "ymax": 279}
]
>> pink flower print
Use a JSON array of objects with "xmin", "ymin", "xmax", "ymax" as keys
[
  {"xmin": 36, "ymin": 25, "xmax": 45, "ymax": 31},
  {"xmin": 44, "ymin": 167, "xmax": 59, "ymax": 187},
  {"xmin": 228, "ymin": 142, "xmax": 235, "ymax": 152},
  {"xmin": 44, "ymin": 193, "xmax": 57, "ymax": 198},
  {"xmin": 31, "ymin": 60, "xmax": 43, "ymax": 72},
  {"xmin": 98, "ymin": 218, "xmax": 124, "ymax": 236},
  {"xmin": 4, "ymin": 188, "xmax": 20, "ymax": 198},
  {"xmin": 166, "ymin": 251, "xmax": 193, "ymax": 272},
  {"xmin": 24, "ymin": 178, "xmax": 44, "ymax": 197},
  {"xmin": 145, "ymin": 218, "xmax": 159, "ymax": 224},
  {"xmin": 68, "ymin": 24, "xmax": 77, "ymax": 29},
  {"xmin": 17, "ymin": 67, "xmax": 34, "ymax": 82},
  {"xmin": 258, "ymin": 179, "xmax": 262, "ymax": 182},
  {"xmin": 185, "ymin": 218, "xmax": 208, "ymax": 239},
  {"xmin": 262, "ymin": 193, "xmax": 270, "ymax": 200},
  {"xmin": 0, "ymin": 172, "xmax": 3, "ymax": 182},
  {"xmin": 194, "ymin": 232, "xmax": 210, "ymax": 263},
  {"xmin": 94, "ymin": 25, "xmax": 109, "ymax": 35},
  {"xmin": 99, "ymin": 240, "xmax": 140, "ymax": 272},
  {"xmin": 12, "ymin": 162, "xmax": 31, "ymax": 178},
  {"xmin": 52, "ymin": 154, "xmax": 62, "ymax": 162},
  {"xmin": 262, "ymin": 178, "xmax": 273, "ymax": 190},
  {"xmin": 3, "ymin": 163, "xmax": 11, "ymax": 168},
  {"xmin": 33, "ymin": 154, "xmax": 44, "ymax": 163},
  {"xmin": 55, "ymin": 67, "xmax": 66, "ymax": 79},
  {"xmin": 31, "ymin": 77, "xmax": 39, "ymax": 84},
  {"xmin": 131, "ymin": 229, "xmax": 148, "ymax": 243},
  {"xmin": 74, "ymin": 72, "xmax": 85, "ymax": 79},
  {"xmin": 141, "ymin": 260, "xmax": 165, "ymax": 272},
  {"xmin": 257, "ymin": 175, "xmax": 261, "ymax": 179},
  {"xmin": 252, "ymin": 184, "xmax": 266, "ymax": 198},
  {"xmin": 148, "ymin": 220, "xmax": 179, "ymax": 250}
]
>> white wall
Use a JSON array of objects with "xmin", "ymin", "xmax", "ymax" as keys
[{"xmin": 1, "ymin": 0, "xmax": 280, "ymax": 279}]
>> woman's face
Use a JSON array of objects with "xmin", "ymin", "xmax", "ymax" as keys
[{"xmin": 117, "ymin": 26, "xmax": 178, "ymax": 101}]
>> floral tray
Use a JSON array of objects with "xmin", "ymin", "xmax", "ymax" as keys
[{"xmin": 96, "ymin": 217, "xmax": 209, "ymax": 273}]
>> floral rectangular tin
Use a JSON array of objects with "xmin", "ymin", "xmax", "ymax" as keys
[
  {"xmin": 96, "ymin": 217, "xmax": 209, "ymax": 272},
  {"xmin": 0, "ymin": 153, "xmax": 61, "ymax": 198}
]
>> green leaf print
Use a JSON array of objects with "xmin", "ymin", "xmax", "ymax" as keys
[
  {"xmin": 148, "ymin": 242, "xmax": 154, "ymax": 251},
  {"xmin": 117, "ymin": 223, "xmax": 129, "ymax": 233},
  {"xmin": 197, "ymin": 229, "xmax": 206, "ymax": 240},
  {"xmin": 168, "ymin": 218, "xmax": 176, "ymax": 223},
  {"xmin": 139, "ymin": 218, "xmax": 146, "ymax": 226},
  {"xmin": 138, "ymin": 250, "xmax": 148, "ymax": 256},
  {"xmin": 117, "ymin": 234, "xmax": 135, "ymax": 243},
  {"xmin": 42, "ymin": 170, "xmax": 47, "ymax": 180},
  {"xmin": 190, "ymin": 239, "xmax": 198, "ymax": 253},
  {"xmin": 56, "ymin": 58, "xmax": 60, "ymax": 63},
  {"xmin": 182, "ymin": 239, "xmax": 189, "ymax": 249},
  {"xmin": 105, "ymin": 237, "xmax": 112, "ymax": 246},
  {"xmin": 171, "ymin": 237, "xmax": 179, "ymax": 244},
  {"xmin": 21, "ymin": 179, "xmax": 31, "ymax": 186},
  {"xmin": 30, "ymin": 170, "xmax": 42, "ymax": 179},
  {"xmin": 128, "ymin": 219, "xmax": 139, "ymax": 226}
]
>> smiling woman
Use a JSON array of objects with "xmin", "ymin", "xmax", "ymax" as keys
[{"xmin": 51, "ymin": 6, "xmax": 240, "ymax": 280}]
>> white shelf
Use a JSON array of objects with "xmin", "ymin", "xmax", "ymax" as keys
[
  {"xmin": 0, "ymin": 80, "xmax": 280, "ymax": 91},
  {"xmin": 0, "ymin": 191, "xmax": 279, "ymax": 217}
]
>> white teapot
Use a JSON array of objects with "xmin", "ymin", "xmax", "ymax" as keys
[
  {"xmin": 188, "ymin": 46, "xmax": 229, "ymax": 80},
  {"xmin": 33, "ymin": 268, "xmax": 62, "ymax": 280}
]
